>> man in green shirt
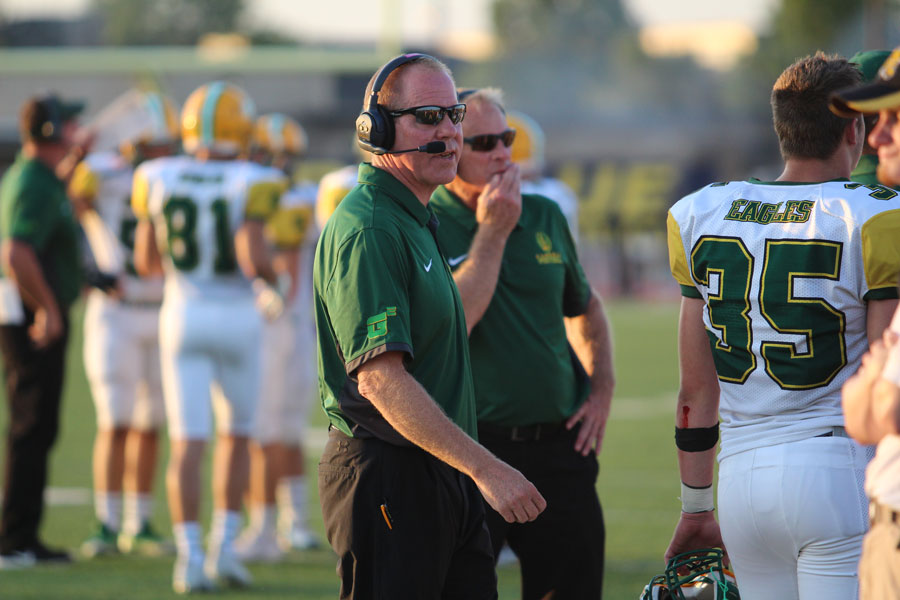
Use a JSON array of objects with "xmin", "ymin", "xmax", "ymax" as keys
[
  {"xmin": 315, "ymin": 54, "xmax": 545, "ymax": 599},
  {"xmin": 430, "ymin": 87, "xmax": 614, "ymax": 599},
  {"xmin": 0, "ymin": 94, "xmax": 86, "ymax": 568}
]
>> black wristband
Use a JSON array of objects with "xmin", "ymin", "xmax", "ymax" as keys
[{"xmin": 675, "ymin": 423, "xmax": 719, "ymax": 452}]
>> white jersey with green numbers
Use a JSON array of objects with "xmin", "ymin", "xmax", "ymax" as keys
[
  {"xmin": 667, "ymin": 178, "xmax": 900, "ymax": 460},
  {"xmin": 132, "ymin": 155, "xmax": 284, "ymax": 301},
  {"xmin": 71, "ymin": 151, "xmax": 164, "ymax": 304}
]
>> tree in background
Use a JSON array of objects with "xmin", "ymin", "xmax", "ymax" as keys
[{"xmin": 92, "ymin": 0, "xmax": 244, "ymax": 45}]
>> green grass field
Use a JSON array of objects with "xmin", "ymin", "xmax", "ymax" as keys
[{"xmin": 0, "ymin": 299, "xmax": 682, "ymax": 599}]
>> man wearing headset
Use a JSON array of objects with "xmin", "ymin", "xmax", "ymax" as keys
[
  {"xmin": 314, "ymin": 54, "xmax": 546, "ymax": 598},
  {"xmin": 0, "ymin": 94, "xmax": 88, "ymax": 568}
]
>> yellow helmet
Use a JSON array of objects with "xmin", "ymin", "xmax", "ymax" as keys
[
  {"xmin": 181, "ymin": 81, "xmax": 255, "ymax": 156},
  {"xmin": 139, "ymin": 91, "xmax": 179, "ymax": 144},
  {"xmin": 253, "ymin": 113, "xmax": 307, "ymax": 157},
  {"xmin": 506, "ymin": 110, "xmax": 545, "ymax": 175}
]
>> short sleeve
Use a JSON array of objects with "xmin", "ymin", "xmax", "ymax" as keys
[
  {"xmin": 324, "ymin": 227, "xmax": 413, "ymax": 373},
  {"xmin": 131, "ymin": 165, "xmax": 151, "ymax": 219},
  {"xmin": 558, "ymin": 208, "xmax": 591, "ymax": 316},
  {"xmin": 266, "ymin": 204, "xmax": 314, "ymax": 249},
  {"xmin": 69, "ymin": 161, "xmax": 98, "ymax": 203},
  {"xmin": 861, "ymin": 208, "xmax": 900, "ymax": 301},
  {"xmin": 667, "ymin": 210, "xmax": 702, "ymax": 299},
  {"xmin": 245, "ymin": 179, "xmax": 285, "ymax": 221}
]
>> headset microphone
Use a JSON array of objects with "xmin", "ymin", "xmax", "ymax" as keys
[{"xmin": 386, "ymin": 141, "xmax": 447, "ymax": 155}]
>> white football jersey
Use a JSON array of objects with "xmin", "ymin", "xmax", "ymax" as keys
[
  {"xmin": 266, "ymin": 180, "xmax": 318, "ymax": 317},
  {"xmin": 668, "ymin": 179, "xmax": 900, "ymax": 459},
  {"xmin": 132, "ymin": 155, "xmax": 285, "ymax": 301},
  {"xmin": 71, "ymin": 151, "xmax": 163, "ymax": 303}
]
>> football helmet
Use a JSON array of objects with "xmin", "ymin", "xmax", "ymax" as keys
[
  {"xmin": 253, "ymin": 113, "xmax": 307, "ymax": 158},
  {"xmin": 181, "ymin": 81, "xmax": 255, "ymax": 156},
  {"xmin": 119, "ymin": 91, "xmax": 180, "ymax": 162},
  {"xmin": 506, "ymin": 110, "xmax": 546, "ymax": 176},
  {"xmin": 639, "ymin": 549, "xmax": 739, "ymax": 600}
]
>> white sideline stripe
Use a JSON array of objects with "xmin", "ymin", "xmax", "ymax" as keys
[{"xmin": 34, "ymin": 393, "xmax": 677, "ymax": 508}]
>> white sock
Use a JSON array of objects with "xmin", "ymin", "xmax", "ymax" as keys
[
  {"xmin": 123, "ymin": 493, "xmax": 154, "ymax": 535},
  {"xmin": 173, "ymin": 521, "xmax": 203, "ymax": 559},
  {"xmin": 210, "ymin": 510, "xmax": 242, "ymax": 550},
  {"xmin": 94, "ymin": 491, "xmax": 122, "ymax": 531},
  {"xmin": 249, "ymin": 504, "xmax": 278, "ymax": 535},
  {"xmin": 277, "ymin": 476, "xmax": 308, "ymax": 530}
]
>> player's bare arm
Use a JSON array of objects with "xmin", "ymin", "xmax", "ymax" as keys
[
  {"xmin": 357, "ymin": 350, "xmax": 547, "ymax": 523},
  {"xmin": 235, "ymin": 220, "xmax": 276, "ymax": 284},
  {"xmin": 132, "ymin": 219, "xmax": 163, "ymax": 277},
  {"xmin": 1, "ymin": 239, "xmax": 63, "ymax": 347},
  {"xmin": 665, "ymin": 297, "xmax": 726, "ymax": 562},
  {"xmin": 564, "ymin": 291, "xmax": 615, "ymax": 455},
  {"xmin": 451, "ymin": 165, "xmax": 522, "ymax": 334}
]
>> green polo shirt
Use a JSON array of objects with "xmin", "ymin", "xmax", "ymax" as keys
[
  {"xmin": 430, "ymin": 186, "xmax": 592, "ymax": 427},
  {"xmin": 313, "ymin": 163, "xmax": 478, "ymax": 445},
  {"xmin": 851, "ymin": 154, "xmax": 880, "ymax": 186},
  {"xmin": 0, "ymin": 152, "xmax": 82, "ymax": 311}
]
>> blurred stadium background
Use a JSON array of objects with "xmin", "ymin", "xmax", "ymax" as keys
[{"xmin": 0, "ymin": 0, "xmax": 897, "ymax": 597}]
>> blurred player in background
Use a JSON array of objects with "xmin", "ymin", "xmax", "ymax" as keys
[
  {"xmin": 71, "ymin": 90, "xmax": 178, "ymax": 559},
  {"xmin": 505, "ymin": 108, "xmax": 579, "ymax": 240},
  {"xmin": 666, "ymin": 53, "xmax": 900, "ymax": 599},
  {"xmin": 847, "ymin": 51, "xmax": 892, "ymax": 186},
  {"xmin": 131, "ymin": 82, "xmax": 284, "ymax": 593},
  {"xmin": 314, "ymin": 139, "xmax": 371, "ymax": 229},
  {"xmin": 235, "ymin": 113, "xmax": 320, "ymax": 563}
]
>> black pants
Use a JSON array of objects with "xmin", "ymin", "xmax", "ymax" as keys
[
  {"xmin": 479, "ymin": 422, "xmax": 605, "ymax": 600},
  {"xmin": 318, "ymin": 429, "xmax": 497, "ymax": 600},
  {"xmin": 0, "ymin": 317, "xmax": 69, "ymax": 553}
]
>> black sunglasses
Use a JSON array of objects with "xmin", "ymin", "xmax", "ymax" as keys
[
  {"xmin": 464, "ymin": 129, "xmax": 516, "ymax": 152},
  {"xmin": 389, "ymin": 104, "xmax": 467, "ymax": 126}
]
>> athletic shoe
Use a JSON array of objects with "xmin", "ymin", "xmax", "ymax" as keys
[
  {"xmin": 118, "ymin": 522, "xmax": 175, "ymax": 556},
  {"xmin": 205, "ymin": 547, "xmax": 252, "ymax": 588},
  {"xmin": 279, "ymin": 525, "xmax": 321, "ymax": 551},
  {"xmin": 234, "ymin": 528, "xmax": 283, "ymax": 563},
  {"xmin": 172, "ymin": 553, "xmax": 213, "ymax": 594},
  {"xmin": 0, "ymin": 549, "xmax": 35, "ymax": 570},
  {"xmin": 31, "ymin": 541, "xmax": 72, "ymax": 564},
  {"xmin": 80, "ymin": 523, "xmax": 119, "ymax": 558}
]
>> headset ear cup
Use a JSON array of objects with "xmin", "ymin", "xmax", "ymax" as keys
[
  {"xmin": 355, "ymin": 105, "xmax": 395, "ymax": 155},
  {"xmin": 374, "ymin": 104, "xmax": 394, "ymax": 152}
]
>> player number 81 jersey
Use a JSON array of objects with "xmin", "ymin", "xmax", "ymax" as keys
[
  {"xmin": 667, "ymin": 179, "xmax": 900, "ymax": 459},
  {"xmin": 132, "ymin": 155, "xmax": 285, "ymax": 300}
]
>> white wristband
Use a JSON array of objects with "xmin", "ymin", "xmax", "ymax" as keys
[{"xmin": 681, "ymin": 482, "xmax": 714, "ymax": 513}]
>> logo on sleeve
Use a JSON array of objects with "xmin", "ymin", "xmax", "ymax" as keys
[
  {"xmin": 535, "ymin": 232, "xmax": 562, "ymax": 265},
  {"xmin": 366, "ymin": 307, "xmax": 397, "ymax": 339},
  {"xmin": 423, "ymin": 258, "xmax": 432, "ymax": 272}
]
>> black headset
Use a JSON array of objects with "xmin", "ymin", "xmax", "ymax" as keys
[
  {"xmin": 356, "ymin": 53, "xmax": 434, "ymax": 155},
  {"xmin": 29, "ymin": 95, "xmax": 64, "ymax": 142}
]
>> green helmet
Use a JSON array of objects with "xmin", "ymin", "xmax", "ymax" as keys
[{"xmin": 639, "ymin": 549, "xmax": 740, "ymax": 600}]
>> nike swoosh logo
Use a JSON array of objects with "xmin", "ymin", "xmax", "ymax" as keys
[
  {"xmin": 424, "ymin": 259, "xmax": 433, "ymax": 272},
  {"xmin": 447, "ymin": 254, "xmax": 468, "ymax": 267}
]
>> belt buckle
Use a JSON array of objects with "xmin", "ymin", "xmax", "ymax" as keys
[
  {"xmin": 510, "ymin": 424, "xmax": 541, "ymax": 442},
  {"xmin": 510, "ymin": 426, "xmax": 525, "ymax": 442}
]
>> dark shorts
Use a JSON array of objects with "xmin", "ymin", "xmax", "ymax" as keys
[
  {"xmin": 479, "ymin": 421, "xmax": 605, "ymax": 600},
  {"xmin": 318, "ymin": 428, "xmax": 497, "ymax": 600}
]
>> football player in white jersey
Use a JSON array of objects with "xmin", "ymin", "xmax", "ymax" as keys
[
  {"xmin": 235, "ymin": 113, "xmax": 320, "ymax": 562},
  {"xmin": 131, "ymin": 82, "xmax": 284, "ymax": 594},
  {"xmin": 70, "ymin": 90, "xmax": 179, "ymax": 559},
  {"xmin": 666, "ymin": 53, "xmax": 900, "ymax": 600}
]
